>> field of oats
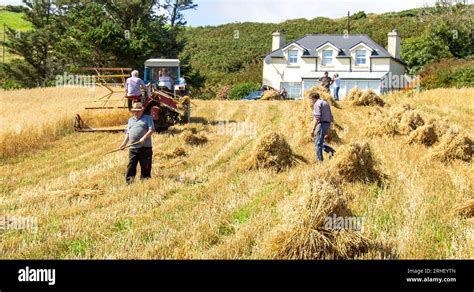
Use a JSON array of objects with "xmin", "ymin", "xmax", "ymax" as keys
[{"xmin": 0, "ymin": 87, "xmax": 472, "ymax": 259}]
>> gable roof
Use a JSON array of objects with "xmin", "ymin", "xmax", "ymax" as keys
[
  {"xmin": 349, "ymin": 41, "xmax": 374, "ymax": 52},
  {"xmin": 281, "ymin": 42, "xmax": 309, "ymax": 54},
  {"xmin": 315, "ymin": 41, "xmax": 341, "ymax": 52},
  {"xmin": 266, "ymin": 34, "xmax": 403, "ymax": 64}
]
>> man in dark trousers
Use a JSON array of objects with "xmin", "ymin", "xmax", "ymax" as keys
[
  {"xmin": 319, "ymin": 71, "xmax": 333, "ymax": 93},
  {"xmin": 120, "ymin": 102, "xmax": 154, "ymax": 184},
  {"xmin": 310, "ymin": 92, "xmax": 335, "ymax": 162}
]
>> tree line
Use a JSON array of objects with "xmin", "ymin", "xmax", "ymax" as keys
[
  {"xmin": 180, "ymin": 2, "xmax": 472, "ymax": 98},
  {"xmin": 1, "ymin": 1, "xmax": 472, "ymax": 94},
  {"xmin": 0, "ymin": 0, "xmax": 203, "ymax": 89}
]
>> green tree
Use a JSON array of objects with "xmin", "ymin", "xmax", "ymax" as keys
[
  {"xmin": 55, "ymin": 2, "xmax": 123, "ymax": 68},
  {"xmin": 401, "ymin": 35, "xmax": 452, "ymax": 74},
  {"xmin": 55, "ymin": 1, "xmax": 182, "ymax": 71},
  {"xmin": 228, "ymin": 82, "xmax": 260, "ymax": 100},
  {"xmin": 2, "ymin": 0, "xmax": 65, "ymax": 87},
  {"xmin": 162, "ymin": 0, "xmax": 198, "ymax": 27},
  {"xmin": 97, "ymin": 0, "xmax": 159, "ymax": 30},
  {"xmin": 351, "ymin": 11, "xmax": 367, "ymax": 20},
  {"xmin": 419, "ymin": 1, "xmax": 473, "ymax": 58}
]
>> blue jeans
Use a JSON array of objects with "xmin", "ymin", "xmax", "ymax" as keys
[
  {"xmin": 334, "ymin": 87, "xmax": 340, "ymax": 100},
  {"xmin": 315, "ymin": 122, "xmax": 335, "ymax": 162}
]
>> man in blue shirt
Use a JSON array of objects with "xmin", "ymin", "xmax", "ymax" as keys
[{"xmin": 120, "ymin": 102, "xmax": 154, "ymax": 184}]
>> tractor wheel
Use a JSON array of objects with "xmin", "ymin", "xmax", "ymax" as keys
[{"xmin": 73, "ymin": 114, "xmax": 85, "ymax": 131}]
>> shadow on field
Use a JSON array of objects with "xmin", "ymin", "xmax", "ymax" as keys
[
  {"xmin": 190, "ymin": 116, "xmax": 238, "ymax": 125},
  {"xmin": 189, "ymin": 116, "xmax": 209, "ymax": 124},
  {"xmin": 293, "ymin": 153, "xmax": 309, "ymax": 164}
]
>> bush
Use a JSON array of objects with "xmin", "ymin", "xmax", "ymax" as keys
[
  {"xmin": 0, "ymin": 79, "xmax": 23, "ymax": 90},
  {"xmin": 228, "ymin": 82, "xmax": 260, "ymax": 100},
  {"xmin": 193, "ymin": 88, "xmax": 215, "ymax": 100},
  {"xmin": 5, "ymin": 5, "xmax": 29, "ymax": 13},
  {"xmin": 420, "ymin": 58, "xmax": 474, "ymax": 89},
  {"xmin": 0, "ymin": 66, "xmax": 23, "ymax": 90},
  {"xmin": 217, "ymin": 85, "xmax": 231, "ymax": 100}
]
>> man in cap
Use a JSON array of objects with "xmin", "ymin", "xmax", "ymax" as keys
[{"xmin": 120, "ymin": 102, "xmax": 154, "ymax": 184}]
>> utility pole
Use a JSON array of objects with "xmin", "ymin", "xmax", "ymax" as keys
[
  {"xmin": 347, "ymin": 11, "xmax": 350, "ymax": 34},
  {"xmin": 2, "ymin": 23, "xmax": 5, "ymax": 65}
]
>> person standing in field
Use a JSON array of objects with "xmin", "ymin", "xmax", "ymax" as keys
[
  {"xmin": 126, "ymin": 70, "xmax": 147, "ymax": 110},
  {"xmin": 310, "ymin": 92, "xmax": 335, "ymax": 162},
  {"xmin": 120, "ymin": 102, "xmax": 154, "ymax": 184},
  {"xmin": 319, "ymin": 71, "xmax": 333, "ymax": 93},
  {"xmin": 178, "ymin": 75, "xmax": 188, "ymax": 95},
  {"xmin": 333, "ymin": 73, "xmax": 341, "ymax": 101},
  {"xmin": 279, "ymin": 87, "xmax": 288, "ymax": 99}
]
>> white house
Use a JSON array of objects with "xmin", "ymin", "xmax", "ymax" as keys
[{"xmin": 262, "ymin": 30, "xmax": 408, "ymax": 99}]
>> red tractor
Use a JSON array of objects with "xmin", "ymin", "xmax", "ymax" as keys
[{"xmin": 73, "ymin": 63, "xmax": 191, "ymax": 133}]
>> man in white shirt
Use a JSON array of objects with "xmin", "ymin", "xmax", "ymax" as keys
[
  {"xmin": 126, "ymin": 70, "xmax": 147, "ymax": 110},
  {"xmin": 158, "ymin": 69, "xmax": 173, "ymax": 92}
]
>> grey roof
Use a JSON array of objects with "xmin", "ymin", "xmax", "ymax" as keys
[{"xmin": 267, "ymin": 34, "xmax": 400, "ymax": 61}]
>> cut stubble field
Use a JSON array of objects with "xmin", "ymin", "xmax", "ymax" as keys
[{"xmin": 0, "ymin": 87, "xmax": 472, "ymax": 259}]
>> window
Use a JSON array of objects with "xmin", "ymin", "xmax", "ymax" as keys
[
  {"xmin": 303, "ymin": 79, "xmax": 317, "ymax": 91},
  {"xmin": 280, "ymin": 82, "xmax": 302, "ymax": 99},
  {"xmin": 356, "ymin": 50, "xmax": 367, "ymax": 65},
  {"xmin": 322, "ymin": 50, "xmax": 333, "ymax": 66},
  {"xmin": 288, "ymin": 50, "xmax": 298, "ymax": 64}
]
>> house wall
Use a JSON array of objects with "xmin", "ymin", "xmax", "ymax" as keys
[
  {"xmin": 263, "ymin": 57, "xmax": 284, "ymax": 89},
  {"xmin": 371, "ymin": 58, "xmax": 391, "ymax": 72},
  {"xmin": 316, "ymin": 44, "xmax": 348, "ymax": 72},
  {"xmin": 388, "ymin": 59, "xmax": 408, "ymax": 89},
  {"xmin": 389, "ymin": 59, "xmax": 406, "ymax": 77},
  {"xmin": 262, "ymin": 55, "xmax": 316, "ymax": 89},
  {"xmin": 262, "ymin": 42, "xmax": 407, "ymax": 98}
]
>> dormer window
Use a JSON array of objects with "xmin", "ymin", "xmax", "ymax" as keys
[
  {"xmin": 288, "ymin": 50, "xmax": 298, "ymax": 64},
  {"xmin": 356, "ymin": 49, "xmax": 367, "ymax": 65},
  {"xmin": 322, "ymin": 50, "xmax": 333, "ymax": 66}
]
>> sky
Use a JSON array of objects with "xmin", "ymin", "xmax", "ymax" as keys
[{"xmin": 2, "ymin": 0, "xmax": 442, "ymax": 27}]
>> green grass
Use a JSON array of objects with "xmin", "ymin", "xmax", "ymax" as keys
[
  {"xmin": 65, "ymin": 237, "xmax": 93, "ymax": 257},
  {"xmin": 114, "ymin": 219, "xmax": 133, "ymax": 233},
  {"xmin": 0, "ymin": 9, "xmax": 32, "ymax": 63},
  {"xmin": 0, "ymin": 9, "xmax": 32, "ymax": 31}
]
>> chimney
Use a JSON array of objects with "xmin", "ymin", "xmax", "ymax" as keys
[
  {"xmin": 387, "ymin": 29, "xmax": 401, "ymax": 59},
  {"xmin": 272, "ymin": 31, "xmax": 286, "ymax": 51}
]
